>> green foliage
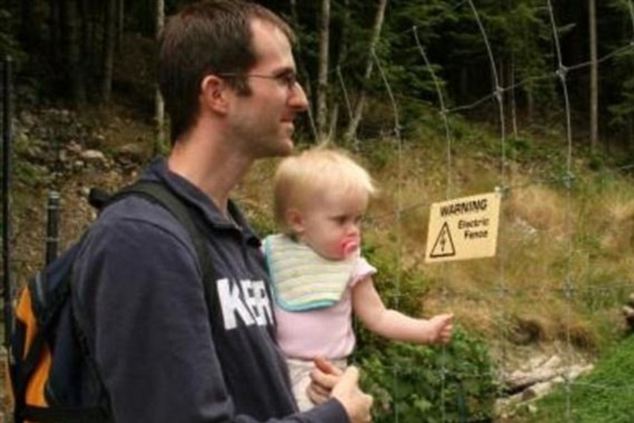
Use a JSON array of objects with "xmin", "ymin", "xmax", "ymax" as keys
[
  {"xmin": 1, "ymin": 132, "xmax": 51, "ymax": 188},
  {"xmin": 606, "ymin": 0, "xmax": 634, "ymax": 135},
  {"xmin": 0, "ymin": 7, "xmax": 26, "ymax": 64},
  {"xmin": 353, "ymin": 239, "xmax": 497, "ymax": 422},
  {"xmin": 358, "ymin": 137, "xmax": 400, "ymax": 171},
  {"xmin": 504, "ymin": 1, "xmax": 557, "ymax": 106},
  {"xmin": 354, "ymin": 330, "xmax": 498, "ymax": 423},
  {"xmin": 525, "ymin": 336, "xmax": 634, "ymax": 423},
  {"xmin": 361, "ymin": 238, "xmax": 430, "ymax": 315},
  {"xmin": 506, "ymin": 136, "xmax": 533, "ymax": 161},
  {"xmin": 608, "ymin": 50, "xmax": 634, "ymax": 129}
]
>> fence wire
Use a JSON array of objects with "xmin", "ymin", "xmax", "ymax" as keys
[{"xmin": 330, "ymin": 0, "xmax": 634, "ymax": 421}]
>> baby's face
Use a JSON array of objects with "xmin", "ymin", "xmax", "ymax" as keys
[{"xmin": 293, "ymin": 188, "xmax": 368, "ymax": 260}]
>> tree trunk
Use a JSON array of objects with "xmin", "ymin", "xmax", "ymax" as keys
[
  {"xmin": 510, "ymin": 54, "xmax": 518, "ymax": 137},
  {"xmin": 329, "ymin": 0, "xmax": 350, "ymax": 144},
  {"xmin": 627, "ymin": 116, "xmax": 634, "ymax": 152},
  {"xmin": 88, "ymin": 0, "xmax": 99, "ymax": 78},
  {"xmin": 316, "ymin": 0, "xmax": 330, "ymax": 143},
  {"xmin": 61, "ymin": 0, "xmax": 86, "ymax": 104},
  {"xmin": 526, "ymin": 89, "xmax": 534, "ymax": 124},
  {"xmin": 77, "ymin": 0, "xmax": 90, "ymax": 81},
  {"xmin": 154, "ymin": 0, "xmax": 167, "ymax": 153},
  {"xmin": 101, "ymin": 0, "xmax": 116, "ymax": 102},
  {"xmin": 327, "ymin": 104, "xmax": 339, "ymax": 143},
  {"xmin": 116, "ymin": 0, "xmax": 125, "ymax": 52},
  {"xmin": 589, "ymin": 0, "xmax": 599, "ymax": 151},
  {"xmin": 343, "ymin": 0, "xmax": 388, "ymax": 143},
  {"xmin": 19, "ymin": 0, "xmax": 38, "ymax": 48},
  {"xmin": 49, "ymin": 0, "xmax": 62, "ymax": 68},
  {"xmin": 289, "ymin": 0, "xmax": 318, "ymax": 141},
  {"xmin": 459, "ymin": 67, "xmax": 468, "ymax": 101}
]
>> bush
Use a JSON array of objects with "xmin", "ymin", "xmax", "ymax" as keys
[
  {"xmin": 354, "ymin": 328, "xmax": 497, "ymax": 423},
  {"xmin": 354, "ymin": 241, "xmax": 498, "ymax": 422}
]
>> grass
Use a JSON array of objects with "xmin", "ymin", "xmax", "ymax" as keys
[
  {"xmin": 9, "ymin": 96, "xmax": 634, "ymax": 420},
  {"xmin": 241, "ymin": 122, "xmax": 634, "ymax": 358},
  {"xmin": 520, "ymin": 335, "xmax": 634, "ymax": 423}
]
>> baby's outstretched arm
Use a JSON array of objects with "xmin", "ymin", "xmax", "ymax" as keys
[{"xmin": 352, "ymin": 276, "xmax": 453, "ymax": 344}]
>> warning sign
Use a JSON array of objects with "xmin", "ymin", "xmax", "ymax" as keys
[
  {"xmin": 425, "ymin": 192, "xmax": 501, "ymax": 263},
  {"xmin": 429, "ymin": 222, "xmax": 455, "ymax": 258}
]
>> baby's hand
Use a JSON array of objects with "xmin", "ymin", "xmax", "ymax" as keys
[{"xmin": 427, "ymin": 313, "xmax": 454, "ymax": 344}]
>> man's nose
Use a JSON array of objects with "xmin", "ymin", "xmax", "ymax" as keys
[{"xmin": 289, "ymin": 82, "xmax": 309, "ymax": 112}]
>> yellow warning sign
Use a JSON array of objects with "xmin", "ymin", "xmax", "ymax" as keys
[{"xmin": 425, "ymin": 192, "xmax": 501, "ymax": 263}]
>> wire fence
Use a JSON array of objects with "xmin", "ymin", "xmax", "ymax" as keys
[{"xmin": 320, "ymin": 0, "xmax": 634, "ymax": 421}]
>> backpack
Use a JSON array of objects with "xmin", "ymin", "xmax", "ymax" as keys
[{"xmin": 8, "ymin": 180, "xmax": 216, "ymax": 423}]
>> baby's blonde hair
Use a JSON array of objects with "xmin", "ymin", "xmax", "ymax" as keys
[{"xmin": 273, "ymin": 147, "xmax": 376, "ymax": 233}]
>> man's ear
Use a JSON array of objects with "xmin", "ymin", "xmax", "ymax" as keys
[
  {"xmin": 200, "ymin": 74, "xmax": 229, "ymax": 114},
  {"xmin": 286, "ymin": 208, "xmax": 305, "ymax": 235}
]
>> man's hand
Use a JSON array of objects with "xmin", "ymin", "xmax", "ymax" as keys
[
  {"xmin": 308, "ymin": 358, "xmax": 373, "ymax": 422},
  {"xmin": 427, "ymin": 313, "xmax": 454, "ymax": 344},
  {"xmin": 331, "ymin": 366, "xmax": 373, "ymax": 423},
  {"xmin": 307, "ymin": 357, "xmax": 343, "ymax": 405}
]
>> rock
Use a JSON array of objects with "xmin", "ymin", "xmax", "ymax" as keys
[
  {"xmin": 567, "ymin": 364, "xmax": 593, "ymax": 379},
  {"xmin": 20, "ymin": 110, "xmax": 36, "ymax": 128},
  {"xmin": 521, "ymin": 377, "xmax": 563, "ymax": 401},
  {"xmin": 505, "ymin": 354, "xmax": 562, "ymax": 392},
  {"xmin": 80, "ymin": 149, "xmax": 106, "ymax": 162},
  {"xmin": 66, "ymin": 141, "xmax": 83, "ymax": 154},
  {"xmin": 79, "ymin": 187, "xmax": 91, "ymax": 197},
  {"xmin": 495, "ymin": 392, "xmax": 523, "ymax": 415},
  {"xmin": 116, "ymin": 142, "xmax": 145, "ymax": 158},
  {"xmin": 526, "ymin": 354, "xmax": 549, "ymax": 370},
  {"xmin": 58, "ymin": 149, "xmax": 68, "ymax": 163},
  {"xmin": 506, "ymin": 367, "xmax": 559, "ymax": 392},
  {"xmin": 541, "ymin": 355, "xmax": 562, "ymax": 370}
]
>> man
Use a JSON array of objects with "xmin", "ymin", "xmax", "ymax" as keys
[{"xmin": 72, "ymin": 0, "xmax": 372, "ymax": 422}]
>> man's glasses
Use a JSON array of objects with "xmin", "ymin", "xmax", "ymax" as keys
[{"xmin": 218, "ymin": 71, "xmax": 298, "ymax": 90}]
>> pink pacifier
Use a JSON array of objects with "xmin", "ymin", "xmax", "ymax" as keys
[{"xmin": 340, "ymin": 234, "xmax": 360, "ymax": 258}]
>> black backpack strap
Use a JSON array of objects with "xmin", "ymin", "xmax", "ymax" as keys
[
  {"xmin": 110, "ymin": 181, "xmax": 217, "ymax": 309},
  {"xmin": 21, "ymin": 404, "xmax": 110, "ymax": 422}
]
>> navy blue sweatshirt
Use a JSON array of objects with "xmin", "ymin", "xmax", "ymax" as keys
[{"xmin": 71, "ymin": 158, "xmax": 348, "ymax": 422}]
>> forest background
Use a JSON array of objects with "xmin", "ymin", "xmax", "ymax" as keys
[{"xmin": 2, "ymin": 0, "xmax": 634, "ymax": 422}]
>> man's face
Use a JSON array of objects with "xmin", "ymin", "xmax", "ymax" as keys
[{"xmin": 227, "ymin": 19, "xmax": 308, "ymax": 158}]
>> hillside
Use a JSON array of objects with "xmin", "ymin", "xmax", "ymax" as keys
[{"xmin": 4, "ymin": 96, "xmax": 634, "ymax": 421}]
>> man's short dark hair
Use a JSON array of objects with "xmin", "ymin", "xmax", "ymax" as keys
[{"xmin": 159, "ymin": 0, "xmax": 294, "ymax": 144}]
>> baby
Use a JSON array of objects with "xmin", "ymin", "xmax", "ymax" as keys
[{"xmin": 264, "ymin": 147, "xmax": 453, "ymax": 411}]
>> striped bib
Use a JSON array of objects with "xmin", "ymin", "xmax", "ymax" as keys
[{"xmin": 264, "ymin": 234, "xmax": 355, "ymax": 312}]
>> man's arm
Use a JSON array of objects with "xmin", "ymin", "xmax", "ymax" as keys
[
  {"xmin": 74, "ymin": 217, "xmax": 241, "ymax": 421},
  {"xmin": 352, "ymin": 277, "xmax": 453, "ymax": 344}
]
